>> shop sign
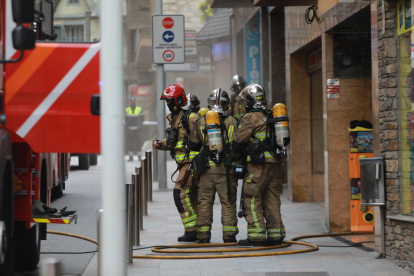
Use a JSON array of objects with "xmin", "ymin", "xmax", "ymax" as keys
[
  {"xmin": 327, "ymin": 79, "xmax": 340, "ymax": 98},
  {"xmin": 129, "ymin": 85, "xmax": 150, "ymax": 96},
  {"xmin": 398, "ymin": 0, "xmax": 413, "ymax": 35},
  {"xmin": 245, "ymin": 10, "xmax": 261, "ymax": 85}
]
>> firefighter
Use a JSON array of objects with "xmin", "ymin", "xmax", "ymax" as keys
[
  {"xmin": 153, "ymin": 84, "xmax": 200, "ymax": 242},
  {"xmin": 229, "ymin": 75, "xmax": 247, "ymax": 120},
  {"xmin": 231, "ymin": 84, "xmax": 286, "ymax": 246},
  {"xmin": 187, "ymin": 93, "xmax": 201, "ymax": 113},
  {"xmin": 125, "ymin": 97, "xmax": 143, "ymax": 161},
  {"xmin": 189, "ymin": 88, "xmax": 238, "ymax": 243}
]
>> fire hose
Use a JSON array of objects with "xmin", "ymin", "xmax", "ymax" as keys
[{"xmin": 46, "ymin": 230, "xmax": 373, "ymax": 259}]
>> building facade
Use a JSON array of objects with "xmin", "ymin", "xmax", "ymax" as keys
[{"xmin": 208, "ymin": 0, "xmax": 414, "ymax": 272}]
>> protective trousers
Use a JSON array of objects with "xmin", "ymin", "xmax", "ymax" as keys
[
  {"xmin": 197, "ymin": 174, "xmax": 238, "ymax": 240},
  {"xmin": 173, "ymin": 163, "xmax": 199, "ymax": 232},
  {"xmin": 242, "ymin": 163, "xmax": 285, "ymax": 242}
]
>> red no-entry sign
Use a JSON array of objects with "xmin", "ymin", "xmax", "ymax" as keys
[{"xmin": 162, "ymin": 17, "xmax": 174, "ymax": 29}]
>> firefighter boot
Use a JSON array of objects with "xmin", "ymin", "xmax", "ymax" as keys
[
  {"xmin": 198, "ymin": 238, "xmax": 210, "ymax": 243},
  {"xmin": 238, "ymin": 239, "xmax": 265, "ymax": 246},
  {"xmin": 178, "ymin": 230, "xmax": 197, "ymax": 242},
  {"xmin": 265, "ymin": 239, "xmax": 283, "ymax": 246},
  {"xmin": 224, "ymin": 238, "xmax": 237, "ymax": 243}
]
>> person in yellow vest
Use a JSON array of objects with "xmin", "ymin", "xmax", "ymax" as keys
[
  {"xmin": 125, "ymin": 97, "xmax": 143, "ymax": 115},
  {"xmin": 125, "ymin": 97, "xmax": 143, "ymax": 161}
]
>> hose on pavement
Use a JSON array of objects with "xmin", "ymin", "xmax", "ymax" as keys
[{"xmin": 46, "ymin": 230, "xmax": 373, "ymax": 259}]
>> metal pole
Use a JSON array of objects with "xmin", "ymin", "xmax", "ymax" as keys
[
  {"xmin": 97, "ymin": 209, "xmax": 104, "ymax": 276},
  {"xmin": 41, "ymin": 259, "xmax": 62, "ymax": 276},
  {"xmin": 141, "ymin": 158, "xmax": 148, "ymax": 216},
  {"xmin": 135, "ymin": 167, "xmax": 143, "ymax": 231},
  {"xmin": 133, "ymin": 172, "xmax": 141, "ymax": 245},
  {"xmin": 153, "ymin": 148, "xmax": 158, "ymax": 182},
  {"xmin": 126, "ymin": 176, "xmax": 135, "ymax": 263},
  {"xmin": 156, "ymin": 0, "xmax": 167, "ymax": 190},
  {"xmin": 100, "ymin": 0, "xmax": 126, "ymax": 273},
  {"xmin": 146, "ymin": 151, "xmax": 153, "ymax": 201},
  {"xmin": 85, "ymin": 10, "xmax": 91, "ymax": 42}
]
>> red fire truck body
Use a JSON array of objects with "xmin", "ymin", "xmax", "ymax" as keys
[{"xmin": 0, "ymin": 0, "xmax": 100, "ymax": 273}]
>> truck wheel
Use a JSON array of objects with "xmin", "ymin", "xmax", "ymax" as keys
[
  {"xmin": 14, "ymin": 222, "xmax": 40, "ymax": 271},
  {"xmin": 52, "ymin": 156, "xmax": 65, "ymax": 199},
  {"xmin": 89, "ymin": 153, "xmax": 98, "ymax": 166},
  {"xmin": 78, "ymin": 153, "xmax": 90, "ymax": 170},
  {"xmin": 0, "ymin": 162, "xmax": 15, "ymax": 276}
]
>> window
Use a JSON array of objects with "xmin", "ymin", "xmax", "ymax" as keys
[
  {"xmin": 35, "ymin": 0, "xmax": 100, "ymax": 42},
  {"xmin": 65, "ymin": 26, "xmax": 84, "ymax": 42}
]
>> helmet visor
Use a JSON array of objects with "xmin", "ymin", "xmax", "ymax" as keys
[{"xmin": 208, "ymin": 96, "xmax": 228, "ymax": 108}]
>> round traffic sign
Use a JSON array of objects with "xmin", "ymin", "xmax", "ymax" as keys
[
  {"xmin": 162, "ymin": 17, "xmax": 174, "ymax": 29},
  {"xmin": 163, "ymin": 50, "xmax": 175, "ymax": 62},
  {"xmin": 162, "ymin": 31, "xmax": 175, "ymax": 42}
]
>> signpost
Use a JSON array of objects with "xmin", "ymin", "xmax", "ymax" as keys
[{"xmin": 152, "ymin": 15, "xmax": 185, "ymax": 64}]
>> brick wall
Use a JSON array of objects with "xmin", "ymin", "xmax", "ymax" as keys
[{"xmin": 378, "ymin": 0, "xmax": 414, "ymax": 273}]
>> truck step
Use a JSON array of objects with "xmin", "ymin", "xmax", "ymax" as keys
[{"xmin": 31, "ymin": 215, "xmax": 77, "ymax": 224}]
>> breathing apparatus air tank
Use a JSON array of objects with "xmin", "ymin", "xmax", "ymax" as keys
[
  {"xmin": 205, "ymin": 110, "xmax": 223, "ymax": 162},
  {"xmin": 272, "ymin": 103, "xmax": 290, "ymax": 157}
]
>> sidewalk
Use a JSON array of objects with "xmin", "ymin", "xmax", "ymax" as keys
[{"xmin": 84, "ymin": 160, "xmax": 411, "ymax": 276}]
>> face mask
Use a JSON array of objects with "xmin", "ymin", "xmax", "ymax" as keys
[{"xmin": 167, "ymin": 101, "xmax": 178, "ymax": 113}]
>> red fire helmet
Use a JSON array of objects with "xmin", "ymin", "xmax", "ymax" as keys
[{"xmin": 160, "ymin": 84, "xmax": 187, "ymax": 107}]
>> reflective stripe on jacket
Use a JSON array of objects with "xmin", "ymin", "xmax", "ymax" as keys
[{"xmin": 125, "ymin": 106, "xmax": 142, "ymax": 115}]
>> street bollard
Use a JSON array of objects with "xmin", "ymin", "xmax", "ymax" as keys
[
  {"xmin": 140, "ymin": 158, "xmax": 148, "ymax": 216},
  {"xmin": 134, "ymin": 168, "xmax": 143, "ymax": 239},
  {"xmin": 146, "ymin": 151, "xmax": 153, "ymax": 201},
  {"xmin": 125, "ymin": 176, "xmax": 135, "ymax": 263},
  {"xmin": 41, "ymin": 259, "xmax": 62, "ymax": 276},
  {"xmin": 97, "ymin": 209, "xmax": 104, "ymax": 276},
  {"xmin": 153, "ymin": 148, "xmax": 158, "ymax": 182}
]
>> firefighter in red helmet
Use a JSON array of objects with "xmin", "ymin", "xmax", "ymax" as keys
[{"xmin": 153, "ymin": 84, "xmax": 199, "ymax": 242}]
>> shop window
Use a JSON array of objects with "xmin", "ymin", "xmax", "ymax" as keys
[
  {"xmin": 398, "ymin": 0, "xmax": 414, "ymax": 215},
  {"xmin": 212, "ymin": 41, "xmax": 231, "ymax": 62}
]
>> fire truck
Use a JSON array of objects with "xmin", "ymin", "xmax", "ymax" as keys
[{"xmin": 0, "ymin": 0, "xmax": 100, "ymax": 273}]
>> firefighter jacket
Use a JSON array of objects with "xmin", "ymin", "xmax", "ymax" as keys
[
  {"xmin": 158, "ymin": 110, "xmax": 199, "ymax": 163},
  {"xmin": 189, "ymin": 115, "xmax": 237, "ymax": 174},
  {"xmin": 230, "ymin": 93, "xmax": 246, "ymax": 120},
  {"xmin": 231, "ymin": 111, "xmax": 277, "ymax": 163},
  {"xmin": 125, "ymin": 106, "xmax": 142, "ymax": 115}
]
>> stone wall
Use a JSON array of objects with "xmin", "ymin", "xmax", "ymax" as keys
[
  {"xmin": 163, "ymin": 0, "xmax": 205, "ymax": 32},
  {"xmin": 378, "ymin": 0, "xmax": 414, "ymax": 273}
]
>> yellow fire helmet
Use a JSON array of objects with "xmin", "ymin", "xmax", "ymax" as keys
[{"xmin": 198, "ymin": 108, "xmax": 209, "ymax": 117}]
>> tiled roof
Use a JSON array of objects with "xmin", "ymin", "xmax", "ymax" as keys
[{"xmin": 197, "ymin": 8, "xmax": 232, "ymax": 40}]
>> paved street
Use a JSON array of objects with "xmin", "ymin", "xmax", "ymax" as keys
[
  {"xmin": 79, "ymin": 159, "xmax": 410, "ymax": 276},
  {"xmin": 13, "ymin": 155, "xmax": 413, "ymax": 276}
]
